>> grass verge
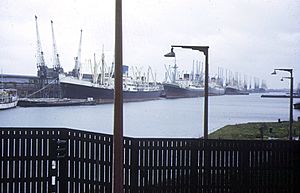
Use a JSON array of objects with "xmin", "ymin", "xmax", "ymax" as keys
[{"xmin": 209, "ymin": 120, "xmax": 300, "ymax": 140}]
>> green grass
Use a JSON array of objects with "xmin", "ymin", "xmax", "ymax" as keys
[{"xmin": 209, "ymin": 120, "xmax": 300, "ymax": 140}]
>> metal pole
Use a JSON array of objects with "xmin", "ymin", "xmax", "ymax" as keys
[
  {"xmin": 289, "ymin": 72, "xmax": 293, "ymax": 140},
  {"xmin": 113, "ymin": 0, "xmax": 123, "ymax": 192},
  {"xmin": 203, "ymin": 50, "xmax": 209, "ymax": 139}
]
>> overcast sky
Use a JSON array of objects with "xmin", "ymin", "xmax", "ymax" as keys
[{"xmin": 0, "ymin": 0, "xmax": 299, "ymax": 89}]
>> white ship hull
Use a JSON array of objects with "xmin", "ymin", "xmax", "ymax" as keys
[
  {"xmin": 0, "ymin": 100, "xmax": 18, "ymax": 110},
  {"xmin": 0, "ymin": 89, "xmax": 18, "ymax": 110}
]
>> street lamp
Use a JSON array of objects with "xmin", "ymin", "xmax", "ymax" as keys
[
  {"xmin": 271, "ymin": 68, "xmax": 294, "ymax": 140},
  {"xmin": 164, "ymin": 45, "xmax": 209, "ymax": 139}
]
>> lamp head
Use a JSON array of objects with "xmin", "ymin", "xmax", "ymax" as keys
[
  {"xmin": 164, "ymin": 47, "xmax": 175, "ymax": 57},
  {"xmin": 271, "ymin": 70, "xmax": 277, "ymax": 75}
]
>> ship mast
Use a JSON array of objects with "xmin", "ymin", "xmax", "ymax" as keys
[
  {"xmin": 164, "ymin": 64, "xmax": 172, "ymax": 82},
  {"xmin": 51, "ymin": 20, "xmax": 62, "ymax": 74},
  {"xmin": 101, "ymin": 46, "xmax": 105, "ymax": 85},
  {"xmin": 172, "ymin": 57, "xmax": 177, "ymax": 83},
  {"xmin": 73, "ymin": 29, "xmax": 83, "ymax": 79},
  {"xmin": 93, "ymin": 53, "xmax": 99, "ymax": 83},
  {"xmin": 148, "ymin": 66, "xmax": 157, "ymax": 86}
]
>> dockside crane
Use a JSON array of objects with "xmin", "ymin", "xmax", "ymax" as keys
[
  {"xmin": 51, "ymin": 20, "xmax": 63, "ymax": 75},
  {"xmin": 73, "ymin": 29, "xmax": 83, "ymax": 80},
  {"xmin": 35, "ymin": 15, "xmax": 47, "ymax": 79},
  {"xmin": 35, "ymin": 15, "xmax": 51, "ymax": 98}
]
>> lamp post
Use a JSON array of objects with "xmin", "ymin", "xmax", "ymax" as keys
[
  {"xmin": 271, "ymin": 68, "xmax": 293, "ymax": 140},
  {"xmin": 164, "ymin": 45, "xmax": 209, "ymax": 139}
]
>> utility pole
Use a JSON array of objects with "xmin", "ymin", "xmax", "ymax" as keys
[{"xmin": 113, "ymin": 0, "xmax": 123, "ymax": 192}]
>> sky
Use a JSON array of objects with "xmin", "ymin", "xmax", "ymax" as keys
[{"xmin": 0, "ymin": 0, "xmax": 299, "ymax": 89}]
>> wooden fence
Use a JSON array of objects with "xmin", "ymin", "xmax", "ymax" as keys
[{"xmin": 1, "ymin": 128, "xmax": 299, "ymax": 193}]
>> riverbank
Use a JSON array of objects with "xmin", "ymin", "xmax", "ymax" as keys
[{"xmin": 209, "ymin": 120, "xmax": 300, "ymax": 140}]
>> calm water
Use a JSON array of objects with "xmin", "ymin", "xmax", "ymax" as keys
[{"xmin": 0, "ymin": 93, "xmax": 299, "ymax": 138}]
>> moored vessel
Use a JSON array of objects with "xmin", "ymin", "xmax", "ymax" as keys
[
  {"xmin": 294, "ymin": 102, "xmax": 300, "ymax": 110},
  {"xmin": 209, "ymin": 76, "xmax": 225, "ymax": 96},
  {"xmin": 209, "ymin": 86, "xmax": 225, "ymax": 96},
  {"xmin": 60, "ymin": 65, "xmax": 163, "ymax": 102},
  {"xmin": 17, "ymin": 97, "xmax": 96, "ymax": 107},
  {"xmin": 163, "ymin": 82, "xmax": 204, "ymax": 99},
  {"xmin": 60, "ymin": 76, "xmax": 162, "ymax": 102},
  {"xmin": 225, "ymin": 85, "xmax": 249, "ymax": 95},
  {"xmin": 163, "ymin": 60, "xmax": 225, "ymax": 98},
  {"xmin": 0, "ymin": 89, "xmax": 18, "ymax": 110},
  {"xmin": 162, "ymin": 58, "xmax": 205, "ymax": 99}
]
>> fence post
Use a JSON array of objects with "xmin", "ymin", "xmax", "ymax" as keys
[
  {"xmin": 58, "ymin": 129, "xmax": 68, "ymax": 193},
  {"xmin": 203, "ymin": 140, "xmax": 211, "ymax": 193},
  {"xmin": 49, "ymin": 138, "xmax": 57, "ymax": 193},
  {"xmin": 191, "ymin": 140, "xmax": 199, "ymax": 192},
  {"xmin": 238, "ymin": 141, "xmax": 250, "ymax": 193},
  {"xmin": 131, "ymin": 139, "xmax": 139, "ymax": 193},
  {"xmin": 49, "ymin": 131, "xmax": 68, "ymax": 193}
]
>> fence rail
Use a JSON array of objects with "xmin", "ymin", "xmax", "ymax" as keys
[{"xmin": 1, "ymin": 127, "xmax": 299, "ymax": 193}]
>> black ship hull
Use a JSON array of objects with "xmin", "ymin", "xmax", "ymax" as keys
[
  {"xmin": 225, "ymin": 86, "xmax": 249, "ymax": 95},
  {"xmin": 60, "ymin": 81, "xmax": 162, "ymax": 102},
  {"xmin": 163, "ymin": 83, "xmax": 204, "ymax": 99},
  {"xmin": 18, "ymin": 98, "xmax": 96, "ymax": 107},
  {"xmin": 294, "ymin": 103, "xmax": 300, "ymax": 110}
]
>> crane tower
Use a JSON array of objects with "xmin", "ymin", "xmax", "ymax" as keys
[
  {"xmin": 51, "ymin": 20, "xmax": 63, "ymax": 75},
  {"xmin": 35, "ymin": 15, "xmax": 47, "ymax": 79}
]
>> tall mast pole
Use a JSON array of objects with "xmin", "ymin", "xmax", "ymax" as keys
[
  {"xmin": 73, "ymin": 30, "xmax": 83, "ymax": 79},
  {"xmin": 101, "ymin": 45, "xmax": 105, "ymax": 85}
]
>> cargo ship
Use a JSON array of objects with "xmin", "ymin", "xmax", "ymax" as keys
[
  {"xmin": 225, "ymin": 85, "xmax": 249, "ymax": 95},
  {"xmin": 59, "ymin": 65, "xmax": 163, "ymax": 102},
  {"xmin": 163, "ymin": 82, "xmax": 204, "ymax": 99},
  {"xmin": 162, "ymin": 62, "xmax": 204, "ymax": 98},
  {"xmin": 224, "ymin": 75, "xmax": 249, "ymax": 95},
  {"xmin": 18, "ymin": 97, "xmax": 96, "ymax": 107},
  {"xmin": 163, "ymin": 79, "xmax": 225, "ymax": 98},
  {"xmin": 162, "ymin": 61, "xmax": 224, "ymax": 98},
  {"xmin": 209, "ymin": 77, "xmax": 225, "ymax": 96}
]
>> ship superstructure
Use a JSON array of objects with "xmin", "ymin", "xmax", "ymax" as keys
[
  {"xmin": 60, "ymin": 49, "xmax": 163, "ymax": 101},
  {"xmin": 163, "ymin": 59, "xmax": 225, "ymax": 98},
  {"xmin": 162, "ymin": 60, "xmax": 205, "ymax": 98},
  {"xmin": 224, "ymin": 70, "xmax": 249, "ymax": 95}
]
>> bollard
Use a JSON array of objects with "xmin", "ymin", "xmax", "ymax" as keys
[
  {"xmin": 260, "ymin": 127, "xmax": 264, "ymax": 140},
  {"xmin": 269, "ymin": 127, "xmax": 273, "ymax": 139}
]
